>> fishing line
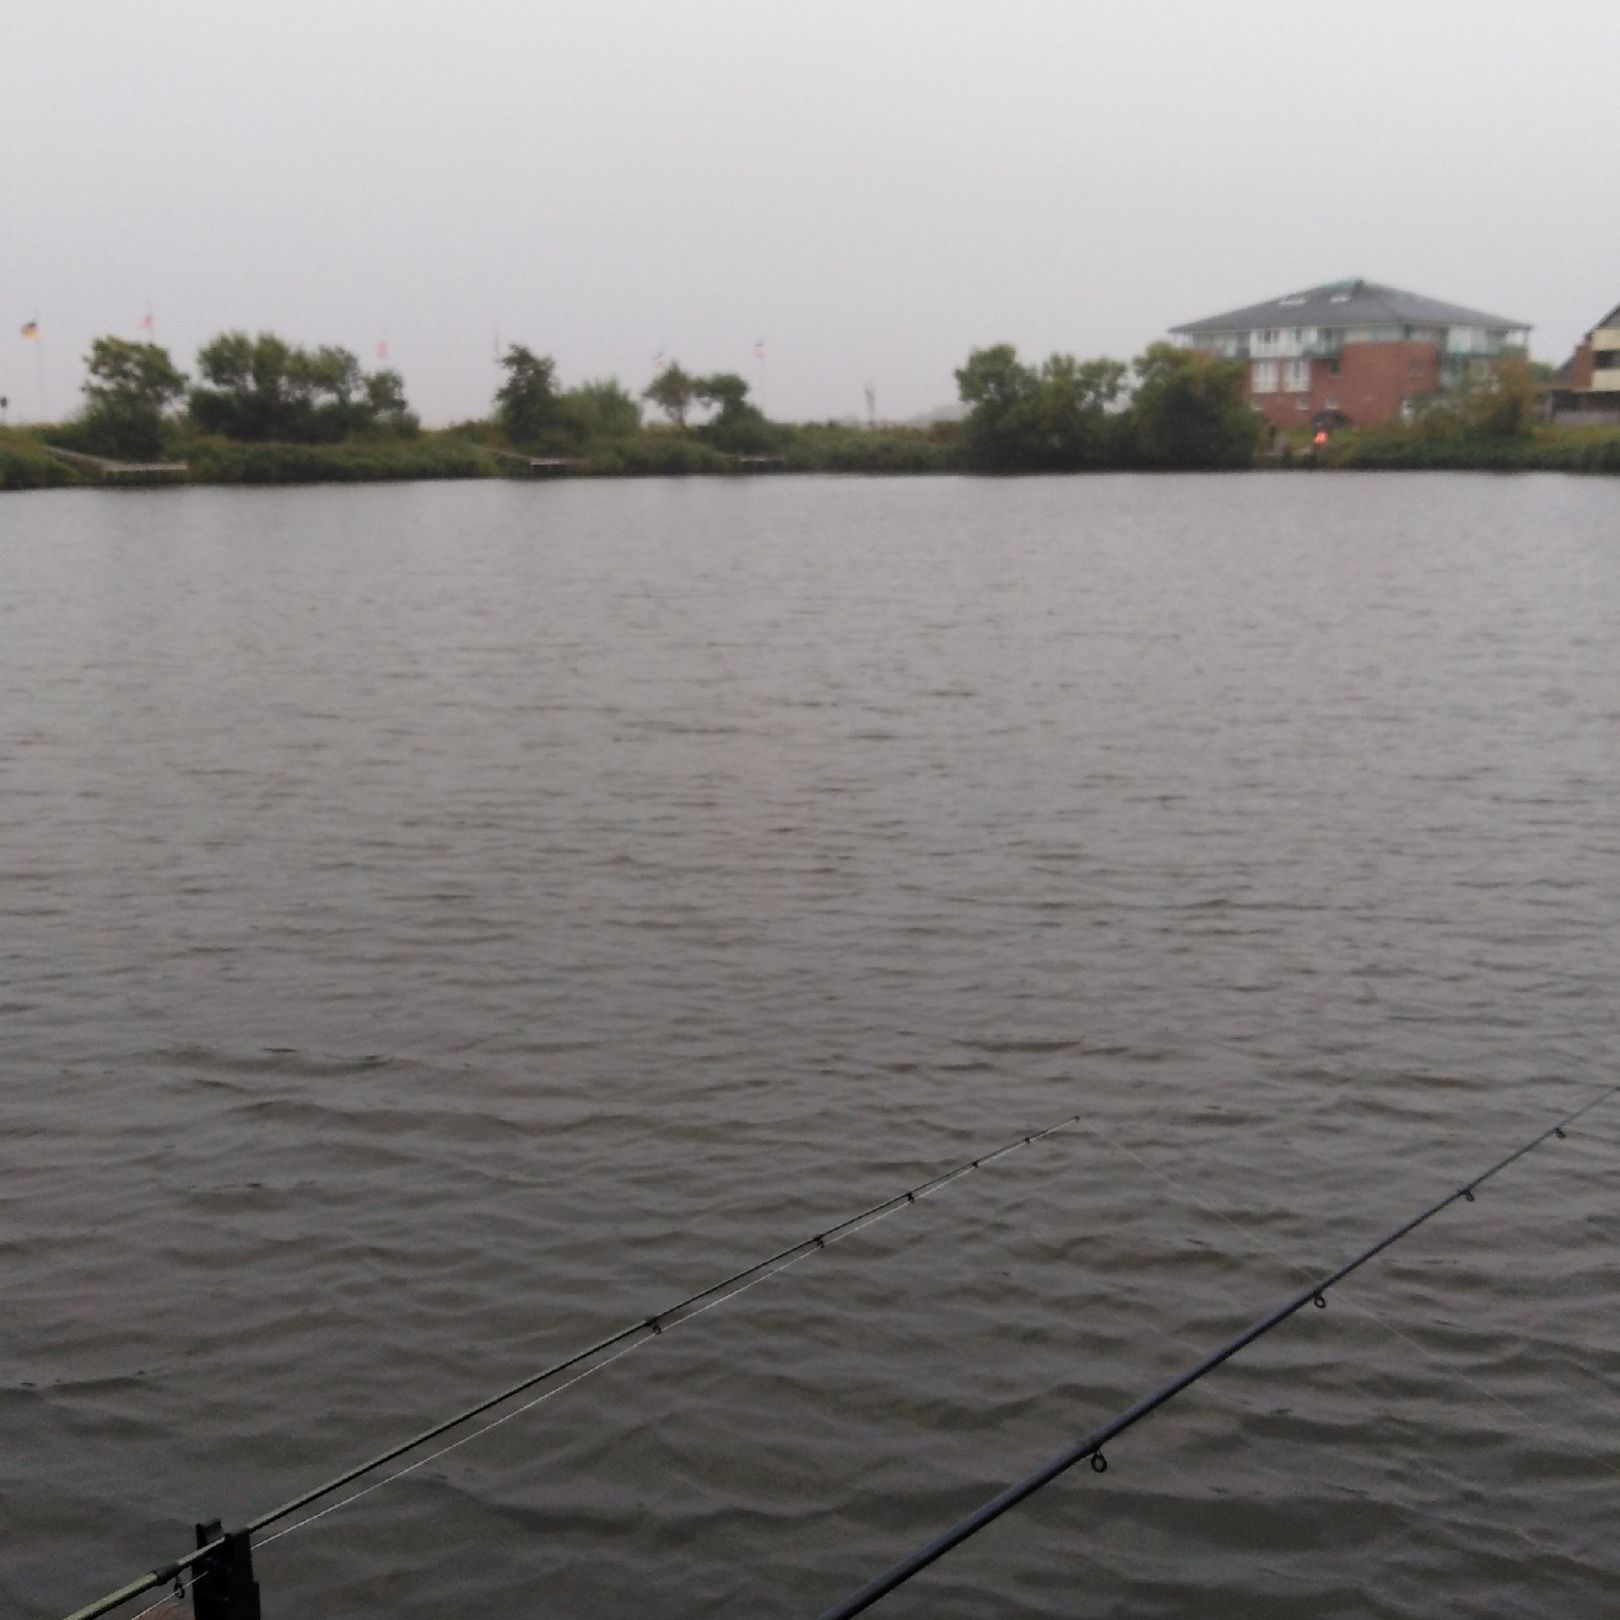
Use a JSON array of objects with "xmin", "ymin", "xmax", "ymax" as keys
[
  {"xmin": 1017, "ymin": 1092, "xmax": 1620, "ymax": 1577},
  {"xmin": 1075, "ymin": 1075, "xmax": 1620, "ymax": 1419},
  {"xmin": 59, "ymin": 1110, "xmax": 1082, "ymax": 1620},
  {"xmin": 257, "ymin": 1336, "xmax": 650, "ymax": 1550},
  {"xmin": 1094, "ymin": 1122, "xmax": 1619, "ymax": 1582},
  {"xmin": 243, "ymin": 1114, "xmax": 1075, "ymax": 1540},
  {"xmin": 123, "ymin": 1588, "xmax": 182, "ymax": 1620},
  {"xmin": 1074, "ymin": 1108, "xmax": 1620, "ymax": 1486},
  {"xmin": 60, "ymin": 1081, "xmax": 1618, "ymax": 1620},
  {"xmin": 814, "ymin": 1080, "xmax": 1620, "ymax": 1619},
  {"xmin": 256, "ymin": 1193, "xmax": 914, "ymax": 1555}
]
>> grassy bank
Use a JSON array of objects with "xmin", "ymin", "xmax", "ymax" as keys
[
  {"xmin": 0, "ymin": 428, "xmax": 83, "ymax": 491},
  {"xmin": 2, "ymin": 423, "xmax": 967, "ymax": 491},
  {"xmin": 11, "ymin": 419, "xmax": 1620, "ymax": 491},
  {"xmin": 1323, "ymin": 423, "xmax": 1620, "ymax": 474},
  {"xmin": 579, "ymin": 434, "xmax": 732, "ymax": 475},
  {"xmin": 2, "ymin": 425, "xmax": 497, "ymax": 489},
  {"xmin": 781, "ymin": 423, "xmax": 961, "ymax": 474},
  {"xmin": 184, "ymin": 434, "xmax": 496, "ymax": 484}
]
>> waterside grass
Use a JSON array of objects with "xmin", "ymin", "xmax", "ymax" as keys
[
  {"xmin": 8, "ymin": 420, "xmax": 1620, "ymax": 491},
  {"xmin": 0, "ymin": 427, "xmax": 83, "ymax": 491},
  {"xmin": 1322, "ymin": 422, "xmax": 1620, "ymax": 474}
]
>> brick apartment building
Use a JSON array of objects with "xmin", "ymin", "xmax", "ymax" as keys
[
  {"xmin": 1547, "ymin": 299, "xmax": 1620, "ymax": 423},
  {"xmin": 1170, "ymin": 278, "xmax": 1529, "ymax": 429}
]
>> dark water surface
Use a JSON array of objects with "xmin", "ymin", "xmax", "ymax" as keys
[{"xmin": 2, "ymin": 473, "xmax": 1617, "ymax": 1620}]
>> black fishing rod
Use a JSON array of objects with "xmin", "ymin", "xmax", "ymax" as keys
[
  {"xmin": 60, "ymin": 1111, "xmax": 1084, "ymax": 1620},
  {"xmin": 813, "ymin": 1080, "xmax": 1620, "ymax": 1620}
]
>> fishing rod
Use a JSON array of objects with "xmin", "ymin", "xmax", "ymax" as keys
[
  {"xmin": 813, "ymin": 1080, "xmax": 1620, "ymax": 1620},
  {"xmin": 59, "ymin": 1110, "xmax": 1085, "ymax": 1620}
]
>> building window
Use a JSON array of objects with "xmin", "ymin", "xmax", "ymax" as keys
[
  {"xmin": 1251, "ymin": 361, "xmax": 1279, "ymax": 394},
  {"xmin": 1595, "ymin": 350, "xmax": 1620, "ymax": 373},
  {"xmin": 1327, "ymin": 358, "xmax": 1340, "ymax": 377},
  {"xmin": 1283, "ymin": 359, "xmax": 1310, "ymax": 391}
]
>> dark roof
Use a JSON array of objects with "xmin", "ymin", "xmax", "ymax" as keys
[
  {"xmin": 1171, "ymin": 278, "xmax": 1529, "ymax": 336},
  {"xmin": 1592, "ymin": 301, "xmax": 1620, "ymax": 331}
]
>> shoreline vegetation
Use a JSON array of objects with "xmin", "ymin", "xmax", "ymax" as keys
[{"xmin": 4, "ymin": 331, "xmax": 1618, "ymax": 493}]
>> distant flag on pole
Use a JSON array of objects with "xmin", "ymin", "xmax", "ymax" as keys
[
  {"xmin": 652, "ymin": 350, "xmax": 665, "ymax": 367},
  {"xmin": 754, "ymin": 338, "xmax": 766, "ymax": 360},
  {"xmin": 377, "ymin": 336, "xmax": 389, "ymax": 362},
  {"xmin": 139, "ymin": 310, "xmax": 154, "ymax": 334},
  {"xmin": 20, "ymin": 320, "xmax": 39, "ymax": 339}
]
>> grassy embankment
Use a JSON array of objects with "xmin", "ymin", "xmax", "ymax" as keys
[
  {"xmin": 3, "ymin": 421, "xmax": 963, "ymax": 490},
  {"xmin": 17, "ymin": 415, "xmax": 1619, "ymax": 489},
  {"xmin": 0, "ymin": 427, "xmax": 83, "ymax": 490},
  {"xmin": 2, "ymin": 424, "xmax": 498, "ymax": 490},
  {"xmin": 185, "ymin": 434, "xmax": 495, "ymax": 483},
  {"xmin": 1321, "ymin": 422, "xmax": 1620, "ymax": 474},
  {"xmin": 520, "ymin": 422, "xmax": 960, "ymax": 476},
  {"xmin": 454, "ymin": 417, "xmax": 961, "ymax": 476}
]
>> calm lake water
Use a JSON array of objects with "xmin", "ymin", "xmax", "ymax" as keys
[{"xmin": 2, "ymin": 472, "xmax": 1618, "ymax": 1620}]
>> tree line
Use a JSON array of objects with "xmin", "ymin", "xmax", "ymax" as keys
[
  {"xmin": 491, "ymin": 348, "xmax": 781, "ymax": 454},
  {"xmin": 73, "ymin": 333, "xmax": 418, "ymax": 459},
  {"xmin": 12, "ymin": 325, "xmax": 1609, "ymax": 492},
  {"xmin": 487, "ymin": 339, "xmax": 1263, "ymax": 469},
  {"xmin": 65, "ymin": 326, "xmax": 1266, "ymax": 475},
  {"xmin": 67, "ymin": 331, "xmax": 795, "ymax": 463},
  {"xmin": 952, "ymin": 341, "xmax": 1259, "ymax": 471}
]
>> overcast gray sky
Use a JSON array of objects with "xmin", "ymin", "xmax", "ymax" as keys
[{"xmin": 4, "ymin": 0, "xmax": 1615, "ymax": 426}]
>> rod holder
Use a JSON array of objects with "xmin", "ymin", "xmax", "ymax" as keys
[{"xmin": 190, "ymin": 1521, "xmax": 261, "ymax": 1620}]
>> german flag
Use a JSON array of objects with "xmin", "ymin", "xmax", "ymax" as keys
[{"xmin": 20, "ymin": 321, "xmax": 38, "ymax": 339}]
